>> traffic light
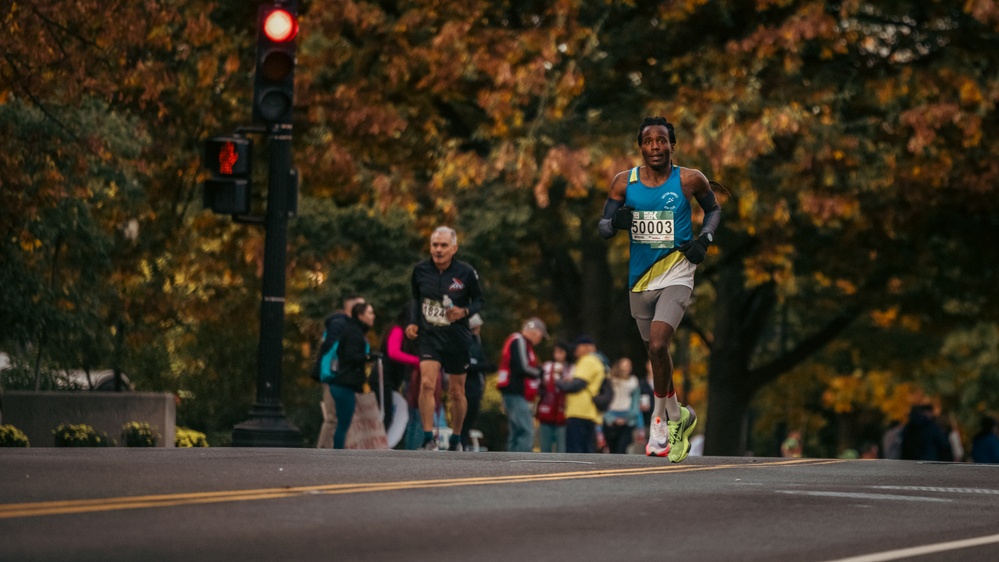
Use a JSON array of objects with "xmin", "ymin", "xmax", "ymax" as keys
[
  {"xmin": 203, "ymin": 136, "xmax": 252, "ymax": 215},
  {"xmin": 253, "ymin": 2, "xmax": 298, "ymax": 125}
]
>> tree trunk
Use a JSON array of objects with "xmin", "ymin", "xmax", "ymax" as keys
[
  {"xmin": 703, "ymin": 236, "xmax": 864, "ymax": 456},
  {"xmin": 540, "ymin": 191, "xmax": 631, "ymax": 352},
  {"xmin": 704, "ymin": 243, "xmax": 777, "ymax": 456},
  {"xmin": 704, "ymin": 368, "xmax": 753, "ymax": 456}
]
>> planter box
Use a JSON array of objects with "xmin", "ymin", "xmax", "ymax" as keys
[{"xmin": 2, "ymin": 391, "xmax": 176, "ymax": 447}]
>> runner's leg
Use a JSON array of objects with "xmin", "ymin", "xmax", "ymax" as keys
[
  {"xmin": 419, "ymin": 360, "xmax": 441, "ymax": 431},
  {"xmin": 447, "ymin": 373, "xmax": 467, "ymax": 441},
  {"xmin": 649, "ymin": 320, "xmax": 682, "ymax": 422}
]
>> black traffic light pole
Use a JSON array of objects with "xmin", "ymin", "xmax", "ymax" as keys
[
  {"xmin": 231, "ymin": 124, "xmax": 300, "ymax": 447},
  {"xmin": 231, "ymin": 0, "xmax": 301, "ymax": 447}
]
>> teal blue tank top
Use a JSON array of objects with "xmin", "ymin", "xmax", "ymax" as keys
[{"xmin": 624, "ymin": 165, "xmax": 693, "ymax": 290}]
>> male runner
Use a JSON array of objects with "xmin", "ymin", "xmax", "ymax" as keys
[
  {"xmin": 406, "ymin": 226, "xmax": 485, "ymax": 451},
  {"xmin": 598, "ymin": 116, "xmax": 721, "ymax": 463}
]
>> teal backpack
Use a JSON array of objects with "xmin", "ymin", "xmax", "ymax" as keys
[
  {"xmin": 317, "ymin": 335, "xmax": 341, "ymax": 384},
  {"xmin": 317, "ymin": 334, "xmax": 369, "ymax": 384}
]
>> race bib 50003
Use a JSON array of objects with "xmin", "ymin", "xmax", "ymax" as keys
[{"xmin": 630, "ymin": 210, "xmax": 674, "ymax": 248}]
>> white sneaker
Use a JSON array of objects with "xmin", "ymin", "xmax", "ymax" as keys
[{"xmin": 646, "ymin": 417, "xmax": 671, "ymax": 457}]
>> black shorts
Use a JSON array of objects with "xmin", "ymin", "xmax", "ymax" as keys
[{"xmin": 419, "ymin": 331, "xmax": 471, "ymax": 375}]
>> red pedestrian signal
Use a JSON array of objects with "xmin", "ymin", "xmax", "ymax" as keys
[
  {"xmin": 204, "ymin": 137, "xmax": 251, "ymax": 176},
  {"xmin": 253, "ymin": 3, "xmax": 298, "ymax": 125},
  {"xmin": 218, "ymin": 141, "xmax": 240, "ymax": 175},
  {"xmin": 203, "ymin": 136, "xmax": 252, "ymax": 215}
]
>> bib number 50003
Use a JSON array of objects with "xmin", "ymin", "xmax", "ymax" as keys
[{"xmin": 630, "ymin": 211, "xmax": 674, "ymax": 248}]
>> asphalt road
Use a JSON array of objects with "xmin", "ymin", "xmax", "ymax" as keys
[{"xmin": 2, "ymin": 449, "xmax": 998, "ymax": 562}]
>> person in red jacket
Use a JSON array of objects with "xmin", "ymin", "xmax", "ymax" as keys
[
  {"xmin": 497, "ymin": 318, "xmax": 547, "ymax": 452},
  {"xmin": 536, "ymin": 340, "xmax": 572, "ymax": 453}
]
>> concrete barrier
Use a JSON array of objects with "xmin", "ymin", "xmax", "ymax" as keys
[{"xmin": 1, "ymin": 391, "xmax": 176, "ymax": 447}]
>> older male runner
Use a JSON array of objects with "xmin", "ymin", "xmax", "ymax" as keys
[{"xmin": 406, "ymin": 226, "xmax": 485, "ymax": 451}]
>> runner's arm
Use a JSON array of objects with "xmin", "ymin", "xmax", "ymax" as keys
[
  {"xmin": 696, "ymin": 189, "xmax": 721, "ymax": 238},
  {"xmin": 405, "ymin": 272, "xmax": 422, "ymax": 338},
  {"xmin": 598, "ymin": 172, "xmax": 631, "ymax": 239},
  {"xmin": 690, "ymin": 170, "xmax": 721, "ymax": 238},
  {"xmin": 465, "ymin": 268, "xmax": 485, "ymax": 317},
  {"xmin": 678, "ymin": 172, "xmax": 723, "ymax": 264}
]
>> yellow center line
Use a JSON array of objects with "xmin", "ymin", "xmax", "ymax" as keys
[{"xmin": 0, "ymin": 457, "xmax": 835, "ymax": 519}]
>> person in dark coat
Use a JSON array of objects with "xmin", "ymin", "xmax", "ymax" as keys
[
  {"xmin": 317, "ymin": 294, "xmax": 365, "ymax": 449},
  {"xmin": 972, "ymin": 415, "xmax": 999, "ymax": 464},
  {"xmin": 900, "ymin": 404, "xmax": 953, "ymax": 462},
  {"xmin": 329, "ymin": 302, "xmax": 376, "ymax": 449},
  {"xmin": 461, "ymin": 313, "xmax": 495, "ymax": 449}
]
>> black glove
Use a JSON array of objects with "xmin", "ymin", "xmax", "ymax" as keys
[
  {"xmin": 678, "ymin": 233, "xmax": 711, "ymax": 264},
  {"xmin": 611, "ymin": 205, "xmax": 634, "ymax": 230}
]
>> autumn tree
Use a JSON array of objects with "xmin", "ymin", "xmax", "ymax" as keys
[
  {"xmin": 1, "ymin": 0, "xmax": 265, "ymax": 430},
  {"xmin": 638, "ymin": 0, "xmax": 999, "ymax": 454},
  {"xmin": 295, "ymin": 0, "xmax": 999, "ymax": 454},
  {"xmin": 6, "ymin": 0, "xmax": 999, "ymax": 452}
]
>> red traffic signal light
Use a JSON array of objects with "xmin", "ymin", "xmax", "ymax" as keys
[
  {"xmin": 253, "ymin": 4, "xmax": 297, "ymax": 125},
  {"xmin": 263, "ymin": 9, "xmax": 297, "ymax": 42}
]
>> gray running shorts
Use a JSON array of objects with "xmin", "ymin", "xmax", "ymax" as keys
[{"xmin": 629, "ymin": 285, "xmax": 693, "ymax": 340}]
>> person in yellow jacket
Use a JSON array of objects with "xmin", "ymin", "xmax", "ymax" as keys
[{"xmin": 558, "ymin": 335, "xmax": 608, "ymax": 453}]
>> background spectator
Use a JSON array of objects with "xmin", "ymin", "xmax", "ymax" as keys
[
  {"xmin": 461, "ymin": 313, "xmax": 495, "ymax": 449},
  {"xmin": 329, "ymin": 302, "xmax": 376, "ymax": 449},
  {"xmin": 537, "ymin": 341, "xmax": 571, "ymax": 453},
  {"xmin": 900, "ymin": 404, "xmax": 953, "ymax": 461},
  {"xmin": 317, "ymin": 294, "xmax": 365, "ymax": 449},
  {"xmin": 781, "ymin": 429, "xmax": 803, "ymax": 458},
  {"xmin": 559, "ymin": 335, "xmax": 606, "ymax": 454},
  {"xmin": 602, "ymin": 357, "xmax": 641, "ymax": 454},
  {"xmin": 497, "ymin": 318, "xmax": 547, "ymax": 452},
  {"xmin": 381, "ymin": 304, "xmax": 421, "ymax": 449},
  {"xmin": 972, "ymin": 415, "xmax": 999, "ymax": 464}
]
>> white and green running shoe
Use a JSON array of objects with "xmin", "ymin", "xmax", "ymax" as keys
[{"xmin": 646, "ymin": 416, "xmax": 671, "ymax": 457}]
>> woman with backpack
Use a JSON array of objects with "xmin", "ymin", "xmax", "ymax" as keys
[{"xmin": 329, "ymin": 301, "xmax": 376, "ymax": 449}]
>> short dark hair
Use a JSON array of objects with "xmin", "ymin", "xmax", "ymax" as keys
[
  {"xmin": 637, "ymin": 116, "xmax": 676, "ymax": 146},
  {"xmin": 350, "ymin": 301, "xmax": 371, "ymax": 319}
]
